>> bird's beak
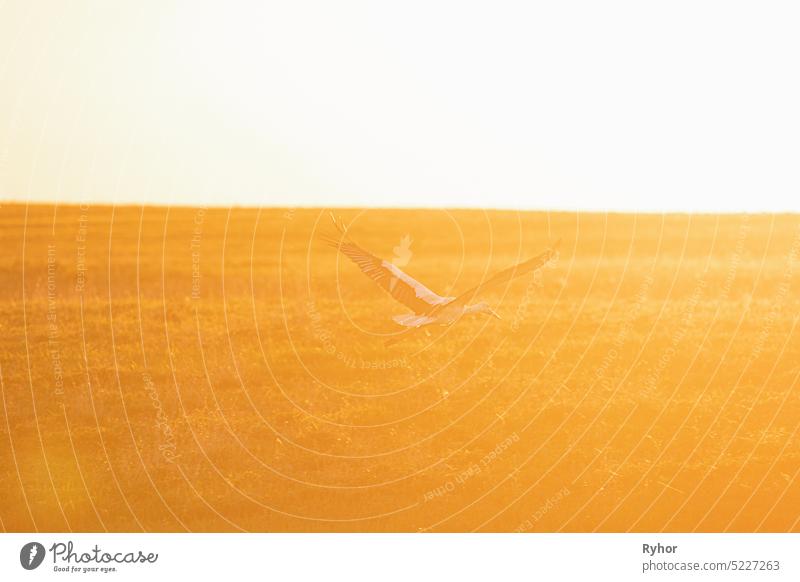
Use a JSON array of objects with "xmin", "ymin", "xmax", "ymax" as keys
[{"xmin": 488, "ymin": 308, "xmax": 502, "ymax": 320}]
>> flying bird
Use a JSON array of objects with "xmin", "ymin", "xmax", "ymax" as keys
[{"xmin": 321, "ymin": 214, "xmax": 559, "ymax": 344}]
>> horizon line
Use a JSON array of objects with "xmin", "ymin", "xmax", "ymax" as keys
[{"xmin": 2, "ymin": 200, "xmax": 800, "ymax": 216}]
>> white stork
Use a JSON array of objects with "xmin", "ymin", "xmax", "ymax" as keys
[{"xmin": 321, "ymin": 214, "xmax": 559, "ymax": 344}]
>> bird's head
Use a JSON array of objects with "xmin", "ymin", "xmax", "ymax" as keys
[{"xmin": 472, "ymin": 301, "xmax": 501, "ymax": 319}]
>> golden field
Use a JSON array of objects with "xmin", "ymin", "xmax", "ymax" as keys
[{"xmin": 1, "ymin": 204, "xmax": 799, "ymax": 532}]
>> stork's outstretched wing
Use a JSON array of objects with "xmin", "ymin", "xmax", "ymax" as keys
[
  {"xmin": 321, "ymin": 214, "xmax": 452, "ymax": 315},
  {"xmin": 443, "ymin": 240, "xmax": 560, "ymax": 310}
]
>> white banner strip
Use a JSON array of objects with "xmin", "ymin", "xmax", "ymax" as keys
[{"xmin": 1, "ymin": 533, "xmax": 798, "ymax": 581}]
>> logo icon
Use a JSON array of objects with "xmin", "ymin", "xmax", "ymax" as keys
[{"xmin": 20, "ymin": 542, "xmax": 46, "ymax": 570}]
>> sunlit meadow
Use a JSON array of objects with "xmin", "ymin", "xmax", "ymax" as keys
[{"xmin": 1, "ymin": 204, "xmax": 799, "ymax": 532}]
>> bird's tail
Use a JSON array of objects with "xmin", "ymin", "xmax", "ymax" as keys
[{"xmin": 391, "ymin": 313, "xmax": 437, "ymax": 327}]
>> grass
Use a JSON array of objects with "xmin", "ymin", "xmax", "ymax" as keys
[{"xmin": 1, "ymin": 204, "xmax": 799, "ymax": 532}]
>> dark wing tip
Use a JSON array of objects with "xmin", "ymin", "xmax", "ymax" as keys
[
  {"xmin": 320, "ymin": 212, "xmax": 352, "ymax": 249},
  {"xmin": 319, "ymin": 233, "xmax": 342, "ymax": 249},
  {"xmin": 329, "ymin": 212, "xmax": 350, "ymax": 236}
]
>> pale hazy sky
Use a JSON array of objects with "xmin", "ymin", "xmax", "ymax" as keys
[{"xmin": 1, "ymin": 1, "xmax": 798, "ymax": 211}]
